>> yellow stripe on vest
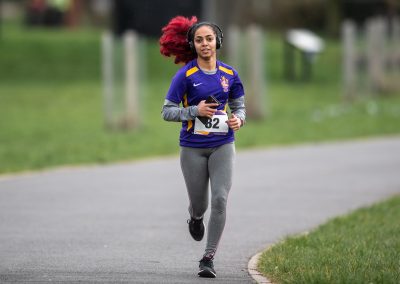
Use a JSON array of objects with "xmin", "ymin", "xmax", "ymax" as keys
[
  {"xmin": 183, "ymin": 94, "xmax": 193, "ymax": 131},
  {"xmin": 186, "ymin": 67, "xmax": 199, "ymax": 77},
  {"xmin": 218, "ymin": 66, "xmax": 234, "ymax": 75}
]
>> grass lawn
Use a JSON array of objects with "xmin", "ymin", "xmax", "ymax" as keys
[
  {"xmin": 1, "ymin": 23, "xmax": 400, "ymax": 174},
  {"xmin": 258, "ymin": 195, "xmax": 400, "ymax": 284}
]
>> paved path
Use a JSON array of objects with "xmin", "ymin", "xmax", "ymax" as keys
[{"xmin": 1, "ymin": 137, "xmax": 400, "ymax": 283}]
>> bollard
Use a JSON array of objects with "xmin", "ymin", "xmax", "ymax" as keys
[
  {"xmin": 123, "ymin": 30, "xmax": 140, "ymax": 129},
  {"xmin": 102, "ymin": 31, "xmax": 115, "ymax": 129},
  {"xmin": 245, "ymin": 25, "xmax": 267, "ymax": 119},
  {"xmin": 342, "ymin": 20, "xmax": 357, "ymax": 100}
]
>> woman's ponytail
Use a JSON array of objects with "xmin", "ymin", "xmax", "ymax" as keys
[{"xmin": 159, "ymin": 16, "xmax": 198, "ymax": 65}]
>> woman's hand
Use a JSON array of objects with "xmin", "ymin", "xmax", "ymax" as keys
[
  {"xmin": 227, "ymin": 113, "xmax": 242, "ymax": 131},
  {"xmin": 197, "ymin": 100, "xmax": 219, "ymax": 118}
]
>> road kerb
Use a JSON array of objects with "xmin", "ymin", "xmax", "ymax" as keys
[{"xmin": 248, "ymin": 251, "xmax": 274, "ymax": 284}]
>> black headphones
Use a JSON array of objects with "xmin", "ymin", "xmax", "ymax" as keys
[{"xmin": 187, "ymin": 22, "xmax": 224, "ymax": 52}]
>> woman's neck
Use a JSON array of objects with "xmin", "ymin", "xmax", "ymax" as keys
[{"xmin": 197, "ymin": 57, "xmax": 217, "ymax": 72}]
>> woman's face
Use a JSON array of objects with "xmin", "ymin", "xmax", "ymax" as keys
[{"xmin": 193, "ymin": 25, "xmax": 217, "ymax": 60}]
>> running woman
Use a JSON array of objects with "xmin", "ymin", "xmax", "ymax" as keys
[{"xmin": 159, "ymin": 16, "xmax": 246, "ymax": 278}]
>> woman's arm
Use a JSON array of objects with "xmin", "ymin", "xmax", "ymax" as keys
[
  {"xmin": 228, "ymin": 96, "xmax": 246, "ymax": 126},
  {"xmin": 161, "ymin": 99, "xmax": 199, "ymax": 122}
]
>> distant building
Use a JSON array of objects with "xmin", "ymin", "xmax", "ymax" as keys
[{"xmin": 112, "ymin": 0, "xmax": 201, "ymax": 37}]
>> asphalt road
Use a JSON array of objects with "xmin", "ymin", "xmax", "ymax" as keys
[{"xmin": 1, "ymin": 137, "xmax": 399, "ymax": 283}]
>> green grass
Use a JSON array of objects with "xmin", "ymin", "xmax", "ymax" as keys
[
  {"xmin": 258, "ymin": 195, "xmax": 400, "ymax": 284},
  {"xmin": 1, "ymin": 22, "xmax": 400, "ymax": 174},
  {"xmin": 0, "ymin": 81, "xmax": 181, "ymax": 172},
  {"xmin": 0, "ymin": 26, "xmax": 101, "ymax": 82}
]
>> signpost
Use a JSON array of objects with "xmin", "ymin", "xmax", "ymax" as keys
[{"xmin": 284, "ymin": 29, "xmax": 324, "ymax": 81}]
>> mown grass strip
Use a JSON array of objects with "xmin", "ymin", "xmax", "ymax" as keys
[{"xmin": 258, "ymin": 195, "xmax": 400, "ymax": 284}]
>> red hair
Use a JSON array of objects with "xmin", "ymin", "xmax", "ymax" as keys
[{"xmin": 159, "ymin": 16, "xmax": 198, "ymax": 65}]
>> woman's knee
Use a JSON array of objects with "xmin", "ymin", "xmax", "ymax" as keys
[{"xmin": 211, "ymin": 194, "xmax": 228, "ymax": 214}]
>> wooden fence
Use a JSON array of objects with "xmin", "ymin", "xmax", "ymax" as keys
[{"xmin": 342, "ymin": 17, "xmax": 400, "ymax": 100}]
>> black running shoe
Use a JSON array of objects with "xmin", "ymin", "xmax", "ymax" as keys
[
  {"xmin": 198, "ymin": 256, "xmax": 216, "ymax": 278},
  {"xmin": 187, "ymin": 217, "xmax": 205, "ymax": 241}
]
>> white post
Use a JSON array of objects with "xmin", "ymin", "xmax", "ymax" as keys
[
  {"xmin": 226, "ymin": 25, "xmax": 241, "ymax": 72},
  {"xmin": 342, "ymin": 20, "xmax": 357, "ymax": 100},
  {"xmin": 102, "ymin": 31, "xmax": 114, "ymax": 128},
  {"xmin": 245, "ymin": 25, "xmax": 267, "ymax": 119},
  {"xmin": 202, "ymin": 0, "xmax": 217, "ymax": 22},
  {"xmin": 366, "ymin": 17, "xmax": 386, "ymax": 93},
  {"xmin": 392, "ymin": 17, "xmax": 400, "ymax": 72},
  {"xmin": 124, "ymin": 30, "xmax": 140, "ymax": 129}
]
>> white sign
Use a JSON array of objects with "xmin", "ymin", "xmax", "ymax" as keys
[
  {"xmin": 286, "ymin": 29, "xmax": 324, "ymax": 53},
  {"xmin": 194, "ymin": 114, "xmax": 229, "ymax": 135}
]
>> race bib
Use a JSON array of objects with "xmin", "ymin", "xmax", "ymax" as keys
[{"xmin": 194, "ymin": 113, "xmax": 229, "ymax": 135}]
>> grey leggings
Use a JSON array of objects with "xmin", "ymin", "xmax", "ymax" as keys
[{"xmin": 180, "ymin": 142, "xmax": 235, "ymax": 256}]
